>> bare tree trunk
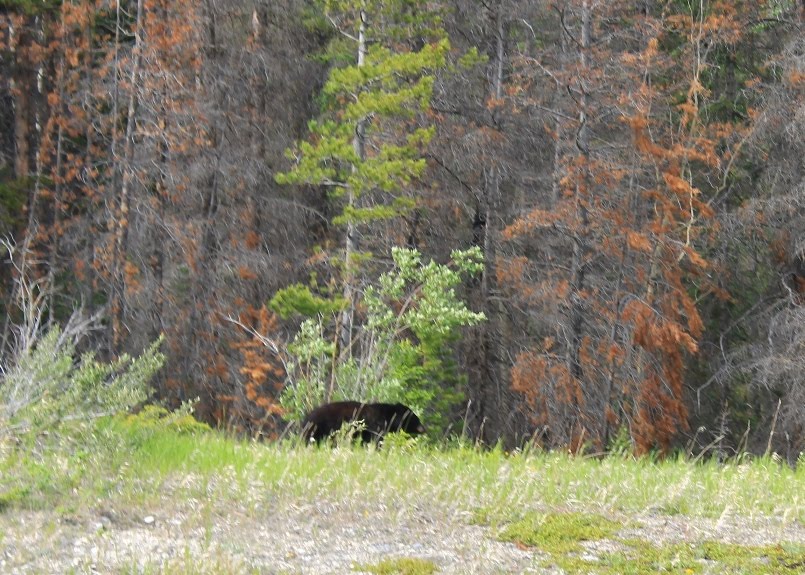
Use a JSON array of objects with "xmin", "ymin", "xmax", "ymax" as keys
[
  {"xmin": 566, "ymin": 0, "xmax": 591, "ymax": 388},
  {"xmin": 110, "ymin": 0, "xmax": 145, "ymax": 354},
  {"xmin": 11, "ymin": 23, "xmax": 32, "ymax": 181},
  {"xmin": 149, "ymin": 112, "xmax": 168, "ymax": 343},
  {"xmin": 482, "ymin": 11, "xmax": 506, "ymax": 441},
  {"xmin": 338, "ymin": 7, "xmax": 368, "ymax": 361},
  {"xmin": 37, "ymin": 6, "xmax": 78, "ymax": 329},
  {"xmin": 467, "ymin": 8, "xmax": 509, "ymax": 444},
  {"xmin": 81, "ymin": 12, "xmax": 101, "ymax": 314},
  {"xmin": 3, "ymin": 16, "xmax": 47, "ymax": 354},
  {"xmin": 47, "ymin": 44, "xmax": 66, "ymax": 326}
]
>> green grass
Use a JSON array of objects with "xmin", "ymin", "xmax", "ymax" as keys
[
  {"xmin": 484, "ymin": 508, "xmax": 805, "ymax": 574},
  {"xmin": 353, "ymin": 557, "xmax": 439, "ymax": 574},
  {"xmin": 497, "ymin": 511, "xmax": 622, "ymax": 554},
  {"xmin": 551, "ymin": 539, "xmax": 805, "ymax": 574},
  {"xmin": 2, "ymin": 419, "xmax": 805, "ymax": 522},
  {"xmin": 3, "ymin": 419, "xmax": 805, "ymax": 573},
  {"xmin": 122, "ymin": 552, "xmax": 263, "ymax": 575}
]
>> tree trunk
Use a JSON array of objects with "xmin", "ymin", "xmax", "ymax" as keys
[
  {"xmin": 12, "ymin": 23, "xmax": 32, "ymax": 181},
  {"xmin": 338, "ymin": 7, "xmax": 368, "ymax": 362},
  {"xmin": 566, "ymin": 0, "xmax": 591, "ymax": 389},
  {"xmin": 110, "ymin": 0, "xmax": 145, "ymax": 354},
  {"xmin": 468, "ymin": 8, "xmax": 508, "ymax": 443}
]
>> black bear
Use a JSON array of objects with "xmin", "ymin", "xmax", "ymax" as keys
[{"xmin": 301, "ymin": 401, "xmax": 426, "ymax": 444}]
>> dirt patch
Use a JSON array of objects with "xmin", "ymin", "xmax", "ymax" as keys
[
  {"xmin": 1, "ymin": 501, "xmax": 804, "ymax": 574},
  {"xmin": 0, "ymin": 502, "xmax": 539, "ymax": 574},
  {"xmin": 623, "ymin": 510, "xmax": 805, "ymax": 547}
]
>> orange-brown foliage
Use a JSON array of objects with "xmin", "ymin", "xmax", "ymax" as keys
[{"xmin": 228, "ymin": 306, "xmax": 286, "ymax": 435}]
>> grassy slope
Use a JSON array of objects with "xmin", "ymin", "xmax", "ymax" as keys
[
  {"xmin": 2, "ymin": 419, "xmax": 805, "ymax": 573},
  {"xmin": 106, "ymin": 426, "xmax": 803, "ymax": 519}
]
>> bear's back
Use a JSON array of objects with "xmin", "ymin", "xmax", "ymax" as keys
[
  {"xmin": 301, "ymin": 401, "xmax": 364, "ymax": 442},
  {"xmin": 301, "ymin": 400, "xmax": 425, "ymax": 443}
]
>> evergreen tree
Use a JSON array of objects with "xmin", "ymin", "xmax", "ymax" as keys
[{"xmin": 276, "ymin": 0, "xmax": 448, "ymax": 353}]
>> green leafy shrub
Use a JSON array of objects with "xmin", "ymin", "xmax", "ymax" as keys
[
  {"xmin": 120, "ymin": 404, "xmax": 210, "ymax": 436},
  {"xmin": 498, "ymin": 512, "xmax": 622, "ymax": 554},
  {"xmin": 0, "ymin": 326, "xmax": 165, "ymax": 441},
  {"xmin": 0, "ymin": 329, "xmax": 188, "ymax": 510},
  {"xmin": 279, "ymin": 246, "xmax": 485, "ymax": 432}
]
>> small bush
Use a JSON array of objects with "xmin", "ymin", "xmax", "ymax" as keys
[
  {"xmin": 279, "ymin": 246, "xmax": 485, "ymax": 433},
  {"xmin": 121, "ymin": 404, "xmax": 210, "ymax": 436},
  {"xmin": 0, "ymin": 327, "xmax": 165, "ymax": 441},
  {"xmin": 0, "ymin": 328, "xmax": 170, "ymax": 509}
]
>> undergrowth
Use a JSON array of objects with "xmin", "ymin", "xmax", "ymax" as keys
[{"xmin": 2, "ymin": 420, "xmax": 804, "ymax": 522}]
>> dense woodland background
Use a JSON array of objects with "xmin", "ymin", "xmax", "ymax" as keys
[{"xmin": 0, "ymin": 0, "xmax": 803, "ymax": 458}]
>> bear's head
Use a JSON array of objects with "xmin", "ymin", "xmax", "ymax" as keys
[{"xmin": 387, "ymin": 403, "xmax": 426, "ymax": 436}]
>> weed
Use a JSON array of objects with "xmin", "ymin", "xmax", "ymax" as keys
[
  {"xmin": 498, "ymin": 512, "xmax": 622, "ymax": 554},
  {"xmin": 554, "ymin": 539, "xmax": 805, "ymax": 574},
  {"xmin": 0, "ymin": 485, "xmax": 28, "ymax": 511},
  {"xmin": 125, "ymin": 552, "xmax": 260, "ymax": 574},
  {"xmin": 491, "ymin": 509, "xmax": 805, "ymax": 574},
  {"xmin": 354, "ymin": 557, "xmax": 439, "ymax": 575}
]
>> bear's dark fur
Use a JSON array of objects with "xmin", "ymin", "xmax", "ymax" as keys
[{"xmin": 301, "ymin": 401, "xmax": 426, "ymax": 444}]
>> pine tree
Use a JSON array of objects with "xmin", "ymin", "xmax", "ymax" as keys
[{"xmin": 276, "ymin": 0, "xmax": 448, "ymax": 354}]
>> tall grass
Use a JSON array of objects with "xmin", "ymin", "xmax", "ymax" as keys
[{"xmin": 2, "ymin": 419, "xmax": 804, "ymax": 523}]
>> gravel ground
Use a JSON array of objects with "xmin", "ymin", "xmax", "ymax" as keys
[
  {"xmin": 2, "ymin": 499, "xmax": 805, "ymax": 574},
  {"xmin": 0, "ymin": 502, "xmax": 539, "ymax": 574}
]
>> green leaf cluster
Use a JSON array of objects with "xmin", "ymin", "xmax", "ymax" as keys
[
  {"xmin": 281, "ymin": 318, "xmax": 338, "ymax": 419},
  {"xmin": 0, "ymin": 0, "xmax": 60, "ymax": 15},
  {"xmin": 117, "ymin": 404, "xmax": 210, "ymax": 438},
  {"xmin": 269, "ymin": 283, "xmax": 346, "ymax": 319},
  {"xmin": 0, "ymin": 170, "xmax": 29, "ymax": 238},
  {"xmin": 323, "ymin": 0, "xmax": 447, "ymax": 41}
]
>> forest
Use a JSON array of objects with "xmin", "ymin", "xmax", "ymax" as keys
[{"xmin": 0, "ymin": 0, "xmax": 803, "ymax": 459}]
